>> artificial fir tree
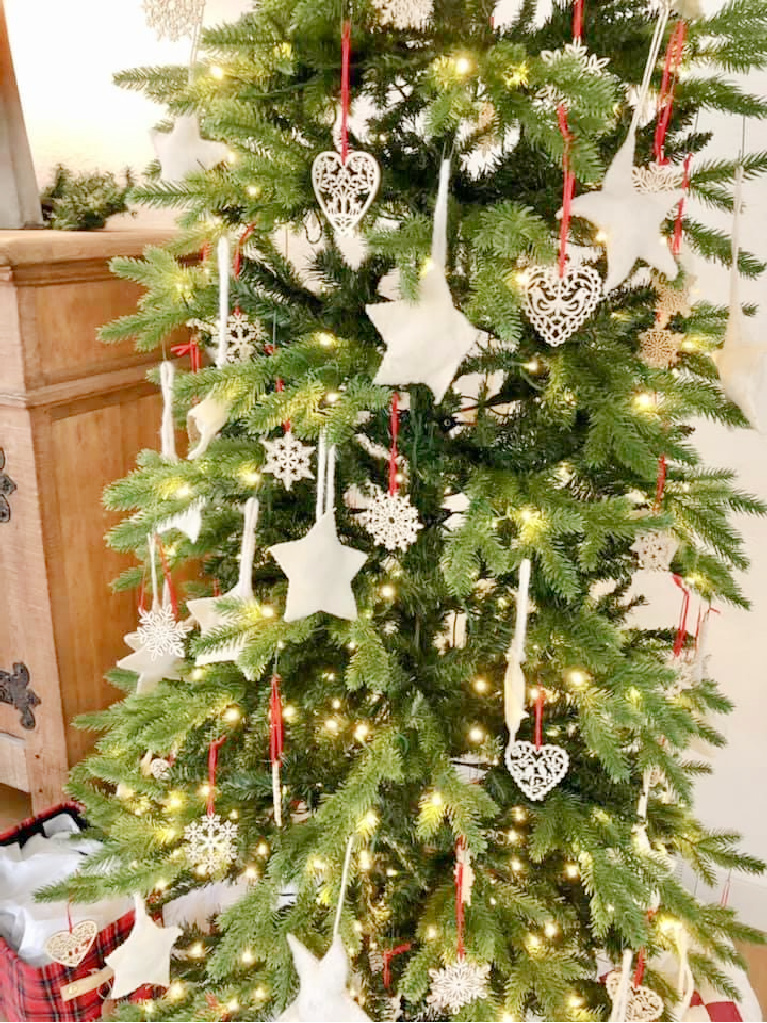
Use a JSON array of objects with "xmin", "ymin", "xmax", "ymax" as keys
[{"xmin": 45, "ymin": 0, "xmax": 767, "ymax": 1020}]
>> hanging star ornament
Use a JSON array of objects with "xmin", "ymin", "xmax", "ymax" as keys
[
  {"xmin": 279, "ymin": 935, "xmax": 371, "ymax": 1022},
  {"xmin": 152, "ymin": 116, "xmax": 228, "ymax": 184},
  {"xmin": 367, "ymin": 160, "xmax": 485, "ymax": 403},
  {"xmin": 105, "ymin": 895, "xmax": 182, "ymax": 1000},
  {"xmin": 568, "ymin": 131, "xmax": 683, "ymax": 292},
  {"xmin": 270, "ymin": 511, "xmax": 367, "ymax": 622}
]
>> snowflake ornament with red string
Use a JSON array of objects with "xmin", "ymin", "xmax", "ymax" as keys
[
  {"xmin": 639, "ymin": 327, "xmax": 683, "ymax": 369},
  {"xmin": 361, "ymin": 395, "xmax": 422, "ymax": 552},
  {"xmin": 262, "ymin": 431, "xmax": 316, "ymax": 491},
  {"xmin": 184, "ymin": 737, "xmax": 239, "ymax": 875},
  {"xmin": 189, "ymin": 310, "xmax": 263, "ymax": 365},
  {"xmin": 136, "ymin": 604, "xmax": 191, "ymax": 659},
  {"xmin": 632, "ymin": 530, "xmax": 679, "ymax": 571}
]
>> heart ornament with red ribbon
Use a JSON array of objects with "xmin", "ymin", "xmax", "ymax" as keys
[
  {"xmin": 505, "ymin": 739, "xmax": 569, "ymax": 801},
  {"xmin": 44, "ymin": 919, "xmax": 98, "ymax": 968},
  {"xmin": 606, "ymin": 970, "xmax": 664, "ymax": 1022}
]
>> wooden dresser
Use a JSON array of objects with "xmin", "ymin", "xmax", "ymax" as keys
[{"xmin": 0, "ymin": 230, "xmax": 170, "ymax": 811}]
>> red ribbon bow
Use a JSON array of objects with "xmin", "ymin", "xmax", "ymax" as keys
[{"xmin": 171, "ymin": 339, "xmax": 202, "ymax": 373}]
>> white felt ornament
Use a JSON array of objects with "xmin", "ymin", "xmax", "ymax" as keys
[
  {"xmin": 44, "ymin": 919, "xmax": 97, "ymax": 968},
  {"xmin": 105, "ymin": 895, "xmax": 182, "ymax": 1000},
  {"xmin": 524, "ymin": 263, "xmax": 602, "ymax": 346},
  {"xmin": 269, "ymin": 437, "xmax": 367, "ymax": 622},
  {"xmin": 187, "ymin": 238, "xmax": 235, "ymax": 458},
  {"xmin": 262, "ymin": 431, "xmax": 316, "ymax": 491},
  {"xmin": 157, "ymin": 500, "xmax": 206, "ymax": 544},
  {"xmin": 504, "ymin": 559, "xmax": 531, "ymax": 742},
  {"xmin": 427, "ymin": 959, "xmax": 491, "ymax": 1015},
  {"xmin": 279, "ymin": 935, "xmax": 371, "ymax": 1022},
  {"xmin": 568, "ymin": 129, "xmax": 682, "ymax": 292},
  {"xmin": 159, "ymin": 361, "xmax": 178, "ymax": 462},
  {"xmin": 371, "ymin": 0, "xmax": 433, "ymax": 28},
  {"xmin": 153, "ymin": 116, "xmax": 227, "ymax": 183},
  {"xmin": 368, "ymin": 160, "xmax": 485, "ymax": 402},
  {"xmin": 313, "ymin": 151, "xmax": 381, "ymax": 237},
  {"xmin": 188, "ymin": 497, "xmax": 260, "ymax": 665},
  {"xmin": 361, "ymin": 485, "xmax": 422, "ymax": 552},
  {"xmin": 184, "ymin": 812, "xmax": 239, "ymax": 874},
  {"xmin": 142, "ymin": 0, "xmax": 205, "ymax": 41},
  {"xmin": 712, "ymin": 166, "xmax": 767, "ymax": 432}
]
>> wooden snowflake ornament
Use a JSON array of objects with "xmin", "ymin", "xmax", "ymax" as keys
[
  {"xmin": 361, "ymin": 486, "xmax": 422, "ymax": 552},
  {"xmin": 632, "ymin": 530, "xmax": 679, "ymax": 571},
  {"xmin": 427, "ymin": 960, "xmax": 491, "ymax": 1015},
  {"xmin": 142, "ymin": 0, "xmax": 205, "ymax": 40},
  {"xmin": 639, "ymin": 327, "xmax": 683, "ymax": 368},
  {"xmin": 632, "ymin": 162, "xmax": 685, "ymax": 193},
  {"xmin": 262, "ymin": 431, "xmax": 315, "ymax": 491},
  {"xmin": 184, "ymin": 812, "xmax": 239, "ymax": 875},
  {"xmin": 524, "ymin": 263, "xmax": 602, "ymax": 346},
  {"xmin": 371, "ymin": 0, "xmax": 434, "ymax": 28}
]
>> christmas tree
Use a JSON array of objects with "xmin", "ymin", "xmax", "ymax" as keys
[{"xmin": 46, "ymin": 1, "xmax": 767, "ymax": 1020}]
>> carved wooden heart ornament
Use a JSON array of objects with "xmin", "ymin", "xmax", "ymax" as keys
[
  {"xmin": 44, "ymin": 919, "xmax": 98, "ymax": 968},
  {"xmin": 505, "ymin": 740, "xmax": 569, "ymax": 801},
  {"xmin": 524, "ymin": 263, "xmax": 602, "ymax": 347},
  {"xmin": 606, "ymin": 970, "xmax": 664, "ymax": 1022},
  {"xmin": 312, "ymin": 151, "xmax": 381, "ymax": 236}
]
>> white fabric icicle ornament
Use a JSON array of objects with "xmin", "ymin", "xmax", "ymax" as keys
[
  {"xmin": 269, "ymin": 435, "xmax": 367, "ymax": 622},
  {"xmin": 712, "ymin": 165, "xmax": 767, "ymax": 431},
  {"xmin": 156, "ymin": 361, "xmax": 206, "ymax": 543},
  {"xmin": 188, "ymin": 237, "xmax": 234, "ymax": 459},
  {"xmin": 188, "ymin": 496, "xmax": 260, "ymax": 665},
  {"xmin": 503, "ymin": 558, "xmax": 531, "ymax": 742},
  {"xmin": 367, "ymin": 159, "xmax": 485, "ymax": 402}
]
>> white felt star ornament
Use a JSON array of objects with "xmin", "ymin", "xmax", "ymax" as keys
[
  {"xmin": 269, "ymin": 439, "xmax": 367, "ymax": 623},
  {"xmin": 278, "ymin": 934, "xmax": 371, "ymax": 1022},
  {"xmin": 367, "ymin": 159, "xmax": 485, "ymax": 402},
  {"xmin": 568, "ymin": 129, "xmax": 683, "ymax": 292},
  {"xmin": 118, "ymin": 629, "xmax": 185, "ymax": 695},
  {"xmin": 152, "ymin": 115, "xmax": 228, "ymax": 183},
  {"xmin": 712, "ymin": 166, "xmax": 767, "ymax": 432},
  {"xmin": 105, "ymin": 895, "xmax": 182, "ymax": 999}
]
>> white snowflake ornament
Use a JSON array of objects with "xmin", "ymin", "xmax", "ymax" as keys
[
  {"xmin": 142, "ymin": 0, "xmax": 205, "ymax": 40},
  {"xmin": 371, "ymin": 0, "xmax": 433, "ymax": 28},
  {"xmin": 184, "ymin": 812, "xmax": 239, "ymax": 875},
  {"xmin": 361, "ymin": 486, "xmax": 422, "ymax": 552},
  {"xmin": 137, "ymin": 605, "xmax": 191, "ymax": 660},
  {"xmin": 262, "ymin": 431, "xmax": 316, "ymax": 491},
  {"xmin": 541, "ymin": 39, "xmax": 610, "ymax": 76},
  {"xmin": 632, "ymin": 162, "xmax": 685, "ymax": 194},
  {"xmin": 191, "ymin": 312, "xmax": 263, "ymax": 364},
  {"xmin": 632, "ymin": 530, "xmax": 679, "ymax": 571},
  {"xmin": 427, "ymin": 959, "xmax": 491, "ymax": 1015}
]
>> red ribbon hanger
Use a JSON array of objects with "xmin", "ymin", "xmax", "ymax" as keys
[
  {"xmin": 673, "ymin": 153, "xmax": 692, "ymax": 256},
  {"xmin": 388, "ymin": 393, "xmax": 400, "ymax": 496},
  {"xmin": 557, "ymin": 105, "xmax": 576, "ymax": 278},
  {"xmin": 654, "ymin": 21, "xmax": 687, "ymax": 166},
  {"xmin": 383, "ymin": 943, "xmax": 412, "ymax": 989},
  {"xmin": 340, "ymin": 21, "xmax": 351, "ymax": 165},
  {"xmin": 672, "ymin": 574, "xmax": 691, "ymax": 657},
  {"xmin": 171, "ymin": 338, "xmax": 202, "ymax": 373},
  {"xmin": 534, "ymin": 687, "xmax": 545, "ymax": 750},
  {"xmin": 572, "ymin": 0, "xmax": 584, "ymax": 41},
  {"xmin": 270, "ymin": 674, "xmax": 284, "ymax": 767},
  {"xmin": 156, "ymin": 536, "xmax": 179, "ymax": 618},
  {"xmin": 207, "ymin": 735, "xmax": 227, "ymax": 816},
  {"xmin": 454, "ymin": 837, "xmax": 467, "ymax": 959},
  {"xmin": 653, "ymin": 454, "xmax": 667, "ymax": 511},
  {"xmin": 633, "ymin": 947, "xmax": 646, "ymax": 987}
]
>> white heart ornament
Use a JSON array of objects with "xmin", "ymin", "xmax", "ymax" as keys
[
  {"xmin": 312, "ymin": 151, "xmax": 381, "ymax": 236},
  {"xmin": 505, "ymin": 740, "xmax": 569, "ymax": 801},
  {"xmin": 524, "ymin": 264, "xmax": 602, "ymax": 347},
  {"xmin": 606, "ymin": 971, "xmax": 664, "ymax": 1022},
  {"xmin": 44, "ymin": 920, "xmax": 98, "ymax": 968}
]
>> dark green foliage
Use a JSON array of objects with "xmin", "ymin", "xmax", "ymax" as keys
[
  {"xmin": 40, "ymin": 165, "xmax": 134, "ymax": 231},
  {"xmin": 56, "ymin": 1, "xmax": 767, "ymax": 1020}
]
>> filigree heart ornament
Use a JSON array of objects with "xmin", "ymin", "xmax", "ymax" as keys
[
  {"xmin": 505, "ymin": 740, "xmax": 569, "ymax": 801},
  {"xmin": 44, "ymin": 919, "xmax": 98, "ymax": 968},
  {"xmin": 606, "ymin": 970, "xmax": 664, "ymax": 1022},
  {"xmin": 312, "ymin": 150, "xmax": 381, "ymax": 236},
  {"xmin": 524, "ymin": 264, "xmax": 602, "ymax": 347}
]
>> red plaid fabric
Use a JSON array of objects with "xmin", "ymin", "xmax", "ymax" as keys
[
  {"xmin": 686, "ymin": 990, "xmax": 744, "ymax": 1022},
  {"xmin": 0, "ymin": 803, "xmax": 135, "ymax": 1023}
]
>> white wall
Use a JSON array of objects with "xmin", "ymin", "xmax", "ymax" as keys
[{"xmin": 7, "ymin": 0, "xmax": 767, "ymax": 922}]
